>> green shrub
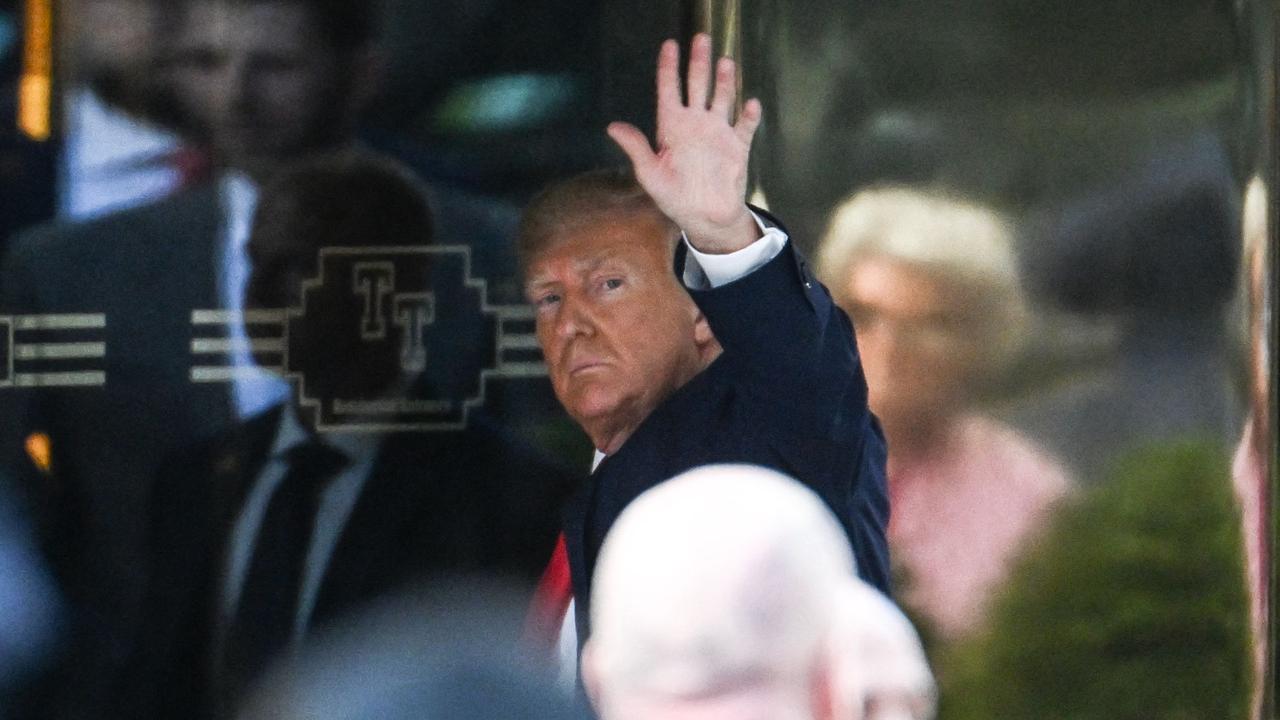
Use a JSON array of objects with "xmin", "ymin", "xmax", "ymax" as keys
[{"xmin": 939, "ymin": 439, "xmax": 1251, "ymax": 720}]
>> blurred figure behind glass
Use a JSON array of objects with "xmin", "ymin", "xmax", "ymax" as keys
[
  {"xmin": 1013, "ymin": 133, "xmax": 1243, "ymax": 483},
  {"xmin": 0, "ymin": 5, "xmax": 386, "ymax": 716},
  {"xmin": 119, "ymin": 150, "xmax": 570, "ymax": 720},
  {"xmin": 816, "ymin": 187, "xmax": 1072, "ymax": 642}
]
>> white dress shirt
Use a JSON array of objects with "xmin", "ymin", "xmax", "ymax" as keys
[
  {"xmin": 59, "ymin": 87, "xmax": 182, "ymax": 220},
  {"xmin": 218, "ymin": 173, "xmax": 292, "ymax": 418}
]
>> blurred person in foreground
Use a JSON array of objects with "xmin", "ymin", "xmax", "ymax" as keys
[
  {"xmin": 0, "ymin": 474, "xmax": 62, "ymax": 719},
  {"xmin": 815, "ymin": 187, "xmax": 1072, "ymax": 642},
  {"xmin": 582, "ymin": 463, "xmax": 856, "ymax": 720},
  {"xmin": 238, "ymin": 580, "xmax": 590, "ymax": 720},
  {"xmin": 520, "ymin": 33, "xmax": 889, "ymax": 655},
  {"xmin": 829, "ymin": 579, "xmax": 936, "ymax": 720},
  {"xmin": 117, "ymin": 150, "xmax": 570, "ymax": 720}
]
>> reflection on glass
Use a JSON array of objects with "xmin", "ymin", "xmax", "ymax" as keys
[
  {"xmin": 115, "ymin": 150, "xmax": 571, "ymax": 716},
  {"xmin": 1, "ymin": 1, "xmax": 592, "ymax": 716},
  {"xmin": 1235, "ymin": 175, "xmax": 1270, "ymax": 720}
]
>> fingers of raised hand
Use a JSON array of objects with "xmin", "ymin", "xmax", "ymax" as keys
[
  {"xmin": 685, "ymin": 32, "xmax": 714, "ymax": 109},
  {"xmin": 656, "ymin": 39, "xmax": 682, "ymax": 112},
  {"xmin": 709, "ymin": 56, "xmax": 737, "ymax": 119},
  {"xmin": 734, "ymin": 97, "xmax": 763, "ymax": 146},
  {"xmin": 606, "ymin": 121, "xmax": 658, "ymax": 175}
]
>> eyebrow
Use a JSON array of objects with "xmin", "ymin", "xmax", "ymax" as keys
[{"xmin": 524, "ymin": 250, "xmax": 631, "ymax": 296}]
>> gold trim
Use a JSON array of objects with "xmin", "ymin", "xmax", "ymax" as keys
[{"xmin": 18, "ymin": 0, "xmax": 53, "ymax": 141}]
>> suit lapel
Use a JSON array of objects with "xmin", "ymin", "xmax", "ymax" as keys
[
  {"xmin": 210, "ymin": 407, "xmax": 285, "ymax": 523},
  {"xmin": 563, "ymin": 467, "xmax": 597, "ymax": 640},
  {"xmin": 163, "ymin": 407, "xmax": 280, "ymax": 687},
  {"xmin": 198, "ymin": 409, "xmax": 284, "ymax": 632}
]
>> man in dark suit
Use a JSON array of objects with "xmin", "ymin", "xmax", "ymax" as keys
[
  {"xmin": 120, "ymin": 150, "xmax": 572, "ymax": 720},
  {"xmin": 519, "ymin": 33, "xmax": 890, "ymax": 644}
]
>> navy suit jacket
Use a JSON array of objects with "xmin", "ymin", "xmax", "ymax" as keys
[{"xmin": 565, "ymin": 229, "xmax": 891, "ymax": 638}]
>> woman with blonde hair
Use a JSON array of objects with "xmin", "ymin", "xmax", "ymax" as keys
[{"xmin": 817, "ymin": 187, "xmax": 1073, "ymax": 640}]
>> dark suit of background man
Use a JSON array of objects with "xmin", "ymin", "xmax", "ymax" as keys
[
  {"xmin": 0, "ymin": 1, "xmax": 517, "ymax": 716},
  {"xmin": 120, "ymin": 150, "xmax": 572, "ymax": 720},
  {"xmin": 519, "ymin": 34, "xmax": 890, "ymax": 647}
]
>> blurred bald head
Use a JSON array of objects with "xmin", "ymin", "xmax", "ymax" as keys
[
  {"xmin": 584, "ymin": 464, "xmax": 855, "ymax": 720},
  {"xmin": 829, "ymin": 580, "xmax": 935, "ymax": 720}
]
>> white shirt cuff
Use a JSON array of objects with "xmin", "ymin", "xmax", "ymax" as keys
[{"xmin": 681, "ymin": 211, "xmax": 789, "ymax": 289}]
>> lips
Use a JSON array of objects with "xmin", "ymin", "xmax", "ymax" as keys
[{"xmin": 569, "ymin": 357, "xmax": 608, "ymax": 376}]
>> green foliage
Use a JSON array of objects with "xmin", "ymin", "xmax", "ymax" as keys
[{"xmin": 939, "ymin": 440, "xmax": 1252, "ymax": 720}]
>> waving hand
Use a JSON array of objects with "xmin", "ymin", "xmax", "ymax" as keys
[{"xmin": 606, "ymin": 33, "xmax": 763, "ymax": 254}]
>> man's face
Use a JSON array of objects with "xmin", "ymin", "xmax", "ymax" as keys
[
  {"xmin": 167, "ymin": 1, "xmax": 354, "ymax": 177},
  {"xmin": 525, "ymin": 212, "xmax": 710, "ymax": 451}
]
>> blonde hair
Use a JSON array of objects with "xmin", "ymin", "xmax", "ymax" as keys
[{"xmin": 816, "ymin": 186, "xmax": 1030, "ymax": 371}]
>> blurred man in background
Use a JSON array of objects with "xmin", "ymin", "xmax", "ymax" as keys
[
  {"xmin": 121, "ymin": 150, "xmax": 569, "ymax": 720},
  {"xmin": 58, "ymin": 0, "xmax": 196, "ymax": 221},
  {"xmin": 582, "ymin": 464, "xmax": 855, "ymax": 720}
]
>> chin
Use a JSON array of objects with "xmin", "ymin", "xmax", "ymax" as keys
[
  {"xmin": 564, "ymin": 388, "xmax": 625, "ymax": 428},
  {"xmin": 569, "ymin": 400, "xmax": 620, "ymax": 430}
]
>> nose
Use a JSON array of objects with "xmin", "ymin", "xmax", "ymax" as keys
[
  {"xmin": 215, "ymin": 56, "xmax": 253, "ymax": 117},
  {"xmin": 553, "ymin": 294, "xmax": 596, "ymax": 340}
]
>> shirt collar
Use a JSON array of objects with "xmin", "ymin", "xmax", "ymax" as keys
[
  {"xmin": 269, "ymin": 403, "xmax": 381, "ymax": 464},
  {"xmin": 219, "ymin": 171, "xmax": 259, "ymax": 246}
]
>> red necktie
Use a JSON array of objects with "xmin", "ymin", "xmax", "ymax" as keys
[
  {"xmin": 523, "ymin": 533, "xmax": 573, "ymax": 659},
  {"xmin": 168, "ymin": 145, "xmax": 212, "ymax": 189}
]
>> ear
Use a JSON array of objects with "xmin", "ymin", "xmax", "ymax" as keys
[
  {"xmin": 580, "ymin": 640, "xmax": 606, "ymax": 715},
  {"xmin": 691, "ymin": 308, "xmax": 720, "ymax": 362},
  {"xmin": 810, "ymin": 658, "xmax": 841, "ymax": 720}
]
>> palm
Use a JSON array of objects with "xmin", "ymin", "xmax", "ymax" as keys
[{"xmin": 607, "ymin": 34, "xmax": 763, "ymax": 253}]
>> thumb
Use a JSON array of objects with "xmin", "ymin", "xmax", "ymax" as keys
[{"xmin": 606, "ymin": 122, "xmax": 658, "ymax": 178}]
